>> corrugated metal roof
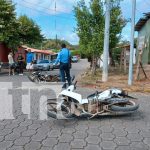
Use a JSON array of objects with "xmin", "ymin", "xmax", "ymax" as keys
[
  {"xmin": 135, "ymin": 12, "xmax": 150, "ymax": 31},
  {"xmin": 21, "ymin": 46, "xmax": 56, "ymax": 55}
]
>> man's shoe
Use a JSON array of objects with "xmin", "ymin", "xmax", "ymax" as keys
[{"xmin": 62, "ymin": 83, "xmax": 67, "ymax": 89}]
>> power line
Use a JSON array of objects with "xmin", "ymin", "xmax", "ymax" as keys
[
  {"xmin": 22, "ymin": 0, "xmax": 74, "ymax": 18},
  {"xmin": 16, "ymin": 2, "xmax": 75, "ymax": 21}
]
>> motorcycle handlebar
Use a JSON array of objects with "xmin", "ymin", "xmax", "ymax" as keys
[{"xmin": 74, "ymin": 81, "xmax": 77, "ymax": 88}]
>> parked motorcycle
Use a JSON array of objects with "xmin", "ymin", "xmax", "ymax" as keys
[{"xmin": 43, "ymin": 81, "xmax": 139, "ymax": 119}]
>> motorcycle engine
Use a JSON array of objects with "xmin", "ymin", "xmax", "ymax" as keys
[{"xmin": 87, "ymin": 100, "xmax": 103, "ymax": 114}]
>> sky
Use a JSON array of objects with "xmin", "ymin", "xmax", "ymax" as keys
[{"xmin": 11, "ymin": 0, "xmax": 150, "ymax": 45}]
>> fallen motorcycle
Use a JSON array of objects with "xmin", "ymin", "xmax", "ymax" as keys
[
  {"xmin": 28, "ymin": 71, "xmax": 60, "ymax": 82},
  {"xmin": 43, "ymin": 81, "xmax": 139, "ymax": 119}
]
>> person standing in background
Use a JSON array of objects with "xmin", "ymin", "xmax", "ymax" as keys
[
  {"xmin": 8, "ymin": 52, "xmax": 15, "ymax": 76},
  {"xmin": 26, "ymin": 49, "xmax": 34, "ymax": 72},
  {"xmin": 17, "ymin": 53, "xmax": 24, "ymax": 75}
]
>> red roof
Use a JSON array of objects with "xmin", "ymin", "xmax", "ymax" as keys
[{"xmin": 22, "ymin": 46, "xmax": 56, "ymax": 55}]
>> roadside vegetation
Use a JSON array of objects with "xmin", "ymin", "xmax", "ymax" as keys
[{"xmin": 74, "ymin": 0, "xmax": 127, "ymax": 74}]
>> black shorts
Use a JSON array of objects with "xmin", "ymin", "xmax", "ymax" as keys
[{"xmin": 9, "ymin": 63, "xmax": 15, "ymax": 69}]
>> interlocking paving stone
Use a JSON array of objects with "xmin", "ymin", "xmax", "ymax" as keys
[
  {"xmin": 85, "ymin": 144, "xmax": 102, "ymax": 150},
  {"xmin": 139, "ymin": 130, "xmax": 150, "ymax": 138},
  {"xmin": 28, "ymin": 123, "xmax": 41, "ymax": 130},
  {"xmin": 100, "ymin": 141, "xmax": 117, "ymax": 149},
  {"xmin": 7, "ymin": 146, "xmax": 24, "ymax": 150},
  {"xmin": 114, "ymin": 137, "xmax": 130, "ymax": 146},
  {"xmin": 24, "ymin": 141, "xmax": 41, "ymax": 150},
  {"xmin": 61, "ymin": 128, "xmax": 76, "ymax": 134},
  {"xmin": 113, "ymin": 129, "xmax": 128, "ymax": 137},
  {"xmin": 0, "ymin": 136, "xmax": 4, "ymax": 142},
  {"xmin": 37, "ymin": 127, "xmax": 50, "ymax": 134},
  {"xmin": 116, "ymin": 146, "xmax": 131, "ymax": 150},
  {"xmin": 127, "ymin": 133, "xmax": 143, "ymax": 142},
  {"xmin": 99, "ymin": 126, "xmax": 113, "ymax": 133},
  {"xmin": 40, "ymin": 146, "xmax": 53, "ymax": 150},
  {"xmin": 21, "ymin": 129, "xmax": 37, "ymax": 137},
  {"xmin": 130, "ymin": 141, "xmax": 149, "ymax": 150},
  {"xmin": 101, "ymin": 133, "xmax": 115, "ymax": 141},
  {"xmin": 53, "ymin": 143, "xmax": 71, "ymax": 150},
  {"xmin": 31, "ymin": 133, "xmax": 47, "ymax": 141},
  {"xmin": 85, "ymin": 135, "xmax": 101, "ymax": 144},
  {"xmin": 14, "ymin": 136, "xmax": 30, "ymax": 146},
  {"xmin": 58, "ymin": 133, "xmax": 73, "ymax": 143},
  {"xmin": 5, "ymin": 132, "xmax": 21, "ymax": 141},
  {"xmin": 87, "ymin": 128, "xmax": 101, "ymax": 136},
  {"xmin": 19, "ymin": 120, "xmax": 33, "ymax": 126},
  {"xmin": 125, "ymin": 127, "xmax": 140, "ymax": 134},
  {"xmin": 73, "ymin": 131, "xmax": 88, "ymax": 139},
  {"xmin": 0, "ymin": 141, "xmax": 13, "ymax": 150},
  {"xmin": 42, "ymin": 138, "xmax": 58, "ymax": 147},
  {"xmin": 143, "ymin": 138, "xmax": 150, "ymax": 147},
  {"xmin": 48, "ymin": 129, "xmax": 61, "ymax": 138},
  {"xmin": 75, "ymin": 125, "xmax": 89, "ymax": 131},
  {"xmin": 13, "ymin": 126, "xmax": 27, "ymax": 133},
  {"xmin": 0, "ymin": 128, "xmax": 12, "ymax": 136},
  {"xmin": 0, "ymin": 124, "xmax": 5, "ymax": 130},
  {"xmin": 71, "ymin": 139, "xmax": 86, "ymax": 149}
]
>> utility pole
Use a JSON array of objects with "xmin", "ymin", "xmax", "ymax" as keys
[
  {"xmin": 102, "ymin": 0, "xmax": 111, "ymax": 82},
  {"xmin": 128, "ymin": 0, "xmax": 136, "ymax": 85},
  {"xmin": 55, "ymin": 0, "xmax": 57, "ymax": 48}
]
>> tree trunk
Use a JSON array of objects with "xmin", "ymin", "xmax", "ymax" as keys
[
  {"xmin": 109, "ymin": 49, "xmax": 115, "ymax": 67},
  {"xmin": 92, "ymin": 55, "xmax": 97, "ymax": 75}
]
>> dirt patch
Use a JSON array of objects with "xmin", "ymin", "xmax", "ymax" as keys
[{"xmin": 78, "ymin": 65, "xmax": 150, "ymax": 93}]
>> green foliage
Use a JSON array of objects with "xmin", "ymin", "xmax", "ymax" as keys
[
  {"xmin": 40, "ymin": 39, "xmax": 78, "ymax": 50},
  {"xmin": 71, "ymin": 50, "xmax": 81, "ymax": 56},
  {"xmin": 0, "ymin": 1, "xmax": 44, "ymax": 50},
  {"xmin": 74, "ymin": 0, "xmax": 127, "ymax": 63},
  {"xmin": 74, "ymin": 0, "xmax": 104, "ymax": 59},
  {"xmin": 0, "ymin": 0, "xmax": 20, "ymax": 50},
  {"xmin": 18, "ymin": 15, "xmax": 44, "ymax": 45},
  {"xmin": 110, "ymin": 6, "xmax": 127, "ymax": 50}
]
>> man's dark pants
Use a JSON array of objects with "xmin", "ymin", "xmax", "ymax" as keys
[{"xmin": 60, "ymin": 62, "xmax": 71, "ymax": 85}]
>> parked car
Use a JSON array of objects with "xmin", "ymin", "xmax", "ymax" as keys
[
  {"xmin": 71, "ymin": 56, "xmax": 78, "ymax": 63},
  {"xmin": 49, "ymin": 59, "xmax": 60, "ymax": 70},
  {"xmin": 34, "ymin": 60, "xmax": 51, "ymax": 71}
]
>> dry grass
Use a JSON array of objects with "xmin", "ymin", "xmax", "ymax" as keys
[{"xmin": 78, "ymin": 65, "xmax": 150, "ymax": 93}]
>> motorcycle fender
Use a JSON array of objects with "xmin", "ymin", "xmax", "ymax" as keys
[{"xmin": 59, "ymin": 90, "xmax": 82, "ymax": 103}]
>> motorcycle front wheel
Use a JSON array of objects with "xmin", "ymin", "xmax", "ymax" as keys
[
  {"xmin": 43, "ymin": 100, "xmax": 72, "ymax": 119},
  {"xmin": 110, "ymin": 100, "xmax": 139, "ymax": 112}
]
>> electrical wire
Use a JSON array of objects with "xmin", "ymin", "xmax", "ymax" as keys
[
  {"xmin": 16, "ymin": 2, "xmax": 75, "ymax": 21},
  {"xmin": 22, "ymin": 0, "xmax": 75, "ymax": 17}
]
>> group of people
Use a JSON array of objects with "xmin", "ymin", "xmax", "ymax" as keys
[
  {"xmin": 8, "ymin": 49, "xmax": 34, "ymax": 76},
  {"xmin": 8, "ymin": 44, "xmax": 72, "ymax": 87}
]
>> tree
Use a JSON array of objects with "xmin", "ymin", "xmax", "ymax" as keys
[
  {"xmin": 0, "ymin": 0, "xmax": 20, "ymax": 50},
  {"xmin": 109, "ymin": 3, "xmax": 127, "ymax": 66},
  {"xmin": 0, "ymin": 1, "xmax": 44, "ymax": 51},
  {"xmin": 74, "ymin": 0, "xmax": 104, "ymax": 73},
  {"xmin": 18, "ymin": 15, "xmax": 44, "ymax": 46},
  {"xmin": 74, "ymin": 0, "xmax": 127, "ymax": 71}
]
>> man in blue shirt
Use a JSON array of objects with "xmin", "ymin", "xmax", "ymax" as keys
[
  {"xmin": 26, "ymin": 49, "xmax": 34, "ymax": 72},
  {"xmin": 55, "ymin": 43, "xmax": 71, "ymax": 87}
]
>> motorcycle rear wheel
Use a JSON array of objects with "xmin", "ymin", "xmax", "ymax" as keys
[
  {"xmin": 43, "ymin": 100, "xmax": 72, "ymax": 119},
  {"xmin": 110, "ymin": 100, "xmax": 139, "ymax": 112}
]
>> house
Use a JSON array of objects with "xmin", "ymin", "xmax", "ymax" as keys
[
  {"xmin": 0, "ymin": 42, "xmax": 11, "ymax": 62},
  {"xmin": 0, "ymin": 44, "xmax": 57, "ymax": 64},
  {"xmin": 135, "ymin": 12, "xmax": 150, "ymax": 64},
  {"xmin": 16, "ymin": 46, "xmax": 57, "ymax": 62}
]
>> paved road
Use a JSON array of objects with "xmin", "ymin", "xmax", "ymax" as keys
[{"xmin": 0, "ymin": 59, "xmax": 150, "ymax": 150}]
